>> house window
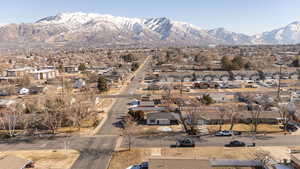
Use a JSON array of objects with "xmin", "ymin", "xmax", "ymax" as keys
[{"xmin": 149, "ymin": 119, "xmax": 156, "ymax": 124}]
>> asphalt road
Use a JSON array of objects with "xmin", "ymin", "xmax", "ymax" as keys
[
  {"xmin": 97, "ymin": 90, "xmax": 284, "ymax": 99},
  {"xmin": 121, "ymin": 133, "xmax": 300, "ymax": 148},
  {"xmin": 71, "ymin": 56, "xmax": 150, "ymax": 169}
]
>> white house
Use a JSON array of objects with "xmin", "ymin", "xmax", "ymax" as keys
[
  {"xmin": 30, "ymin": 69, "xmax": 59, "ymax": 80},
  {"xmin": 146, "ymin": 112, "xmax": 179, "ymax": 125}
]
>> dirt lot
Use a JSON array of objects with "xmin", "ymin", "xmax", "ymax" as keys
[
  {"xmin": 109, "ymin": 147, "xmax": 262, "ymax": 169},
  {"xmin": 109, "ymin": 146, "xmax": 300, "ymax": 169},
  {"xmin": 207, "ymin": 124, "xmax": 282, "ymax": 133},
  {"xmin": 0, "ymin": 150, "xmax": 79, "ymax": 169}
]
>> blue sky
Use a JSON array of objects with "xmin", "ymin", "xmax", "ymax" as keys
[{"xmin": 1, "ymin": 0, "xmax": 300, "ymax": 35}]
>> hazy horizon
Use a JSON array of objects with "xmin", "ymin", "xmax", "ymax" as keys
[{"xmin": 1, "ymin": 0, "xmax": 300, "ymax": 35}]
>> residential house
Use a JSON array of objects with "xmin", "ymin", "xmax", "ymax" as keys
[
  {"xmin": 30, "ymin": 69, "xmax": 59, "ymax": 80},
  {"xmin": 64, "ymin": 66, "xmax": 78, "ymax": 73},
  {"xmin": 6, "ymin": 67, "xmax": 36, "ymax": 78},
  {"xmin": 181, "ymin": 108, "xmax": 283, "ymax": 125},
  {"xmin": 196, "ymin": 71, "xmax": 230, "ymax": 82},
  {"xmin": 129, "ymin": 106, "xmax": 167, "ymax": 112},
  {"xmin": 231, "ymin": 70, "xmax": 260, "ymax": 81},
  {"xmin": 146, "ymin": 112, "xmax": 179, "ymax": 125}
]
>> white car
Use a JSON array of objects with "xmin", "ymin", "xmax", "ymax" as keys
[
  {"xmin": 126, "ymin": 165, "xmax": 140, "ymax": 169},
  {"xmin": 19, "ymin": 88, "xmax": 29, "ymax": 95}
]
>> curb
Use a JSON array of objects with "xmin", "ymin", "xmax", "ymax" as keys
[{"xmin": 90, "ymin": 99, "xmax": 117, "ymax": 136}]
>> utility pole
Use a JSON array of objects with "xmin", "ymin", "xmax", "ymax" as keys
[
  {"xmin": 277, "ymin": 64, "xmax": 283, "ymax": 101},
  {"xmin": 180, "ymin": 79, "xmax": 183, "ymax": 95}
]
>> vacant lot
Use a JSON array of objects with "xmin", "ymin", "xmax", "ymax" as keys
[
  {"xmin": 109, "ymin": 147, "xmax": 259, "ymax": 169},
  {"xmin": 207, "ymin": 124, "xmax": 282, "ymax": 134},
  {"xmin": 0, "ymin": 150, "xmax": 79, "ymax": 169},
  {"xmin": 109, "ymin": 146, "xmax": 300, "ymax": 169}
]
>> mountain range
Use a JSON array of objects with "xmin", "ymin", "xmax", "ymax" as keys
[{"xmin": 0, "ymin": 12, "xmax": 300, "ymax": 48}]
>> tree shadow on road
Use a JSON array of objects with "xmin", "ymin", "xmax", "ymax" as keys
[
  {"xmin": 0, "ymin": 135, "xmax": 68, "ymax": 145},
  {"xmin": 79, "ymin": 147, "xmax": 114, "ymax": 158}
]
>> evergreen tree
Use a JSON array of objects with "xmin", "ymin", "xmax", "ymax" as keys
[{"xmin": 97, "ymin": 76, "xmax": 108, "ymax": 93}]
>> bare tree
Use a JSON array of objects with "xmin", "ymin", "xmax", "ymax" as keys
[
  {"xmin": 217, "ymin": 107, "xmax": 227, "ymax": 131},
  {"xmin": 228, "ymin": 107, "xmax": 237, "ymax": 131},
  {"xmin": 67, "ymin": 93, "xmax": 96, "ymax": 130},
  {"xmin": 0, "ymin": 104, "xmax": 22, "ymax": 137},
  {"xmin": 185, "ymin": 107, "xmax": 200, "ymax": 135},
  {"xmin": 250, "ymin": 104, "xmax": 262, "ymax": 134},
  {"xmin": 122, "ymin": 118, "xmax": 136, "ymax": 151},
  {"xmin": 278, "ymin": 103, "xmax": 294, "ymax": 132},
  {"xmin": 19, "ymin": 74, "xmax": 32, "ymax": 88},
  {"xmin": 41, "ymin": 95, "xmax": 67, "ymax": 134}
]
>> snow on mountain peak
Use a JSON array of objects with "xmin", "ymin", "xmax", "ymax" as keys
[
  {"xmin": 3, "ymin": 12, "xmax": 299, "ymax": 46},
  {"xmin": 0, "ymin": 23, "xmax": 8, "ymax": 27},
  {"xmin": 36, "ymin": 12, "xmax": 143, "ymax": 30},
  {"xmin": 288, "ymin": 21, "xmax": 300, "ymax": 26}
]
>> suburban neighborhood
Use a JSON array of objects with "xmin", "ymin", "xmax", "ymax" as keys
[{"xmin": 2, "ymin": 1, "xmax": 300, "ymax": 169}]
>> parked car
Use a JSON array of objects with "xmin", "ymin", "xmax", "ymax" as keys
[
  {"xmin": 215, "ymin": 130, "xmax": 232, "ymax": 136},
  {"xmin": 126, "ymin": 165, "xmax": 141, "ymax": 169},
  {"xmin": 173, "ymin": 138, "xmax": 195, "ymax": 147},
  {"xmin": 182, "ymin": 88, "xmax": 191, "ymax": 92},
  {"xmin": 126, "ymin": 162, "xmax": 148, "ymax": 169},
  {"xmin": 225, "ymin": 140, "xmax": 246, "ymax": 147},
  {"xmin": 140, "ymin": 162, "xmax": 149, "ymax": 169},
  {"xmin": 0, "ymin": 91, "xmax": 9, "ymax": 96},
  {"xmin": 233, "ymin": 131, "xmax": 242, "ymax": 135},
  {"xmin": 19, "ymin": 88, "xmax": 29, "ymax": 95},
  {"xmin": 280, "ymin": 124, "xmax": 298, "ymax": 132}
]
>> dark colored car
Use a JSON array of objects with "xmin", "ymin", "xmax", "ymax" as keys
[
  {"xmin": 140, "ymin": 162, "xmax": 149, "ymax": 169},
  {"xmin": 233, "ymin": 131, "xmax": 242, "ymax": 135},
  {"xmin": 280, "ymin": 124, "xmax": 298, "ymax": 132},
  {"xmin": 225, "ymin": 140, "xmax": 246, "ymax": 147},
  {"xmin": 174, "ymin": 138, "xmax": 195, "ymax": 147}
]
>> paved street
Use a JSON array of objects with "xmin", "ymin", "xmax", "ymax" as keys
[
  {"xmin": 121, "ymin": 133, "xmax": 300, "ymax": 148},
  {"xmin": 98, "ymin": 91, "xmax": 284, "ymax": 99},
  {"xmin": 71, "ymin": 56, "xmax": 150, "ymax": 169}
]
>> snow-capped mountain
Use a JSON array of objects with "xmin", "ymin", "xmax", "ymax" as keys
[
  {"xmin": 208, "ymin": 28, "xmax": 252, "ymax": 45},
  {"xmin": 254, "ymin": 21, "xmax": 300, "ymax": 44},
  {"xmin": 0, "ymin": 12, "xmax": 223, "ymax": 47},
  {"xmin": 0, "ymin": 12, "xmax": 300, "ymax": 47},
  {"xmin": 0, "ymin": 23, "xmax": 7, "ymax": 27}
]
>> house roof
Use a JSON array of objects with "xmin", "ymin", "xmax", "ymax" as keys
[
  {"xmin": 130, "ymin": 106, "xmax": 166, "ymax": 112},
  {"xmin": 231, "ymin": 70, "xmax": 258, "ymax": 75},
  {"xmin": 0, "ymin": 155, "xmax": 32, "ymax": 169},
  {"xmin": 6, "ymin": 67, "xmax": 35, "ymax": 72},
  {"xmin": 139, "ymin": 101, "xmax": 155, "ymax": 107},
  {"xmin": 149, "ymin": 157, "xmax": 212, "ymax": 169},
  {"xmin": 31, "ymin": 69, "xmax": 56, "ymax": 73},
  {"xmin": 146, "ymin": 112, "xmax": 179, "ymax": 120}
]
